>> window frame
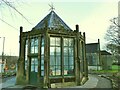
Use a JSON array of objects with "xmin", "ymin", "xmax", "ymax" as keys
[{"xmin": 50, "ymin": 37, "xmax": 61, "ymax": 76}]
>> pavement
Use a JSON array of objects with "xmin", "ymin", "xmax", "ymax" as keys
[
  {"xmin": 0, "ymin": 74, "xmax": 112, "ymax": 89},
  {"xmin": 67, "ymin": 74, "xmax": 98, "ymax": 88},
  {"xmin": 0, "ymin": 76, "xmax": 16, "ymax": 90}
]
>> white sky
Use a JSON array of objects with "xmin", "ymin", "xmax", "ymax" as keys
[{"xmin": 0, "ymin": 0, "xmax": 119, "ymax": 56}]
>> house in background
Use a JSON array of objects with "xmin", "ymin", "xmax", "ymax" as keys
[
  {"xmin": 0, "ymin": 58, "xmax": 4, "ymax": 73},
  {"xmin": 0, "ymin": 56, "xmax": 18, "ymax": 73},
  {"xmin": 100, "ymin": 50, "xmax": 113, "ymax": 70},
  {"xmin": 86, "ymin": 39, "xmax": 102, "ymax": 71},
  {"xmin": 0, "ymin": 57, "xmax": 6, "ymax": 73}
]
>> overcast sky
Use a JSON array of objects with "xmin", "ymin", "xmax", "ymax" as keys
[{"xmin": 0, "ymin": 0, "xmax": 118, "ymax": 56}]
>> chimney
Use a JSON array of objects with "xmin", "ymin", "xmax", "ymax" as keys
[{"xmin": 76, "ymin": 24, "xmax": 79, "ymax": 32}]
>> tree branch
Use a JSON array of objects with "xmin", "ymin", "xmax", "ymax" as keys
[
  {"xmin": 1, "ymin": 0, "xmax": 33, "ymax": 25},
  {"xmin": 0, "ymin": 18, "xmax": 18, "ymax": 30},
  {"xmin": 110, "ymin": 17, "xmax": 120, "ymax": 28}
]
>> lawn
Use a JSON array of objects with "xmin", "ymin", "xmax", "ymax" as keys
[
  {"xmin": 92, "ymin": 65, "xmax": 120, "ymax": 89},
  {"xmin": 112, "ymin": 65, "xmax": 119, "ymax": 70},
  {"xmin": 93, "ymin": 65, "xmax": 119, "ymax": 74}
]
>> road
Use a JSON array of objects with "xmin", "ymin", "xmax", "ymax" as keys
[
  {"xmin": 93, "ymin": 75, "xmax": 112, "ymax": 88},
  {"xmin": 0, "ymin": 76, "xmax": 16, "ymax": 89},
  {"xmin": 0, "ymin": 74, "xmax": 112, "ymax": 89}
]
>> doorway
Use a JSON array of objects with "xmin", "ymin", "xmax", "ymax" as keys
[{"xmin": 30, "ymin": 57, "xmax": 38, "ymax": 84}]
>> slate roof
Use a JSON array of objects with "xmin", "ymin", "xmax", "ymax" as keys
[
  {"xmin": 100, "ymin": 50, "xmax": 111, "ymax": 55},
  {"xmin": 33, "ymin": 11, "xmax": 71, "ymax": 30},
  {"xmin": 86, "ymin": 43, "xmax": 99, "ymax": 53}
]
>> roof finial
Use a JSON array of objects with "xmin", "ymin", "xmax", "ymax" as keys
[{"xmin": 49, "ymin": 3, "xmax": 55, "ymax": 11}]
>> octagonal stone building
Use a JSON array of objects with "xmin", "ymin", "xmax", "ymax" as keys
[{"xmin": 16, "ymin": 10, "xmax": 88, "ymax": 88}]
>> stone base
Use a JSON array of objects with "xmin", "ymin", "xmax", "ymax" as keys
[
  {"xmin": 81, "ymin": 76, "xmax": 89, "ymax": 85},
  {"xmin": 51, "ymin": 82, "xmax": 76, "ymax": 88}
]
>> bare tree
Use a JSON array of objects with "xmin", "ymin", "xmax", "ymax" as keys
[
  {"xmin": 105, "ymin": 17, "xmax": 120, "ymax": 64},
  {"xmin": 0, "ymin": 0, "xmax": 32, "ymax": 29},
  {"xmin": 105, "ymin": 17, "xmax": 120, "ymax": 45}
]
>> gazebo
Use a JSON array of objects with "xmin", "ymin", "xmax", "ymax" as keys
[{"xmin": 16, "ymin": 10, "xmax": 88, "ymax": 88}]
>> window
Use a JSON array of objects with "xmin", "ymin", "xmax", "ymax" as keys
[
  {"xmin": 25, "ymin": 39, "xmax": 28, "ymax": 74},
  {"xmin": 31, "ymin": 57, "xmax": 38, "ymax": 72},
  {"xmin": 30, "ymin": 38, "xmax": 38, "ymax": 54},
  {"xmin": 63, "ymin": 38, "xmax": 74, "ymax": 75},
  {"xmin": 24, "ymin": 40, "xmax": 28, "ymax": 75},
  {"xmin": 88, "ymin": 55, "xmax": 93, "ymax": 66},
  {"xmin": 92, "ymin": 55, "xmax": 97, "ymax": 65},
  {"xmin": 50, "ymin": 37, "xmax": 61, "ymax": 76},
  {"xmin": 41, "ymin": 37, "xmax": 44, "ymax": 76}
]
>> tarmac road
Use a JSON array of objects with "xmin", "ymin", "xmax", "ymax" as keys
[
  {"xmin": 0, "ymin": 74, "xmax": 113, "ymax": 89},
  {"xmin": 0, "ymin": 76, "xmax": 16, "ymax": 89},
  {"xmin": 93, "ymin": 75, "xmax": 112, "ymax": 89}
]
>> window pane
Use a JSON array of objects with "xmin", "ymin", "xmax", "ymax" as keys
[
  {"xmin": 64, "ymin": 66, "xmax": 68, "ymax": 70},
  {"xmin": 25, "ymin": 40, "xmax": 28, "ymax": 57},
  {"xmin": 50, "ymin": 66, "xmax": 55, "ymax": 71},
  {"xmin": 31, "ymin": 39, "xmax": 34, "ymax": 47},
  {"xmin": 41, "ymin": 37, "xmax": 44, "ymax": 76},
  {"xmin": 56, "ymin": 66, "xmax": 61, "ymax": 75},
  {"xmin": 64, "ymin": 47, "xmax": 68, "ymax": 56},
  {"xmin": 41, "ymin": 65, "xmax": 44, "ymax": 70},
  {"xmin": 30, "ymin": 38, "xmax": 38, "ymax": 54},
  {"xmin": 64, "ymin": 38, "xmax": 68, "ymax": 46},
  {"xmin": 31, "ymin": 58, "xmax": 38, "ymax": 72},
  {"xmin": 69, "ymin": 57, "xmax": 74, "ymax": 65},
  {"xmin": 68, "ymin": 66, "xmax": 74, "ymax": 75},
  {"xmin": 41, "ymin": 47, "xmax": 44, "ymax": 55},
  {"xmin": 35, "ymin": 58, "xmax": 38, "ymax": 64},
  {"xmin": 25, "ymin": 40, "xmax": 28, "ymax": 71},
  {"xmin": 64, "ymin": 66, "xmax": 68, "ymax": 75},
  {"xmin": 70, "ymin": 66, "xmax": 74, "ymax": 70},
  {"xmin": 56, "ymin": 66, "xmax": 61, "ymax": 70},
  {"xmin": 64, "ymin": 57, "xmax": 68, "ymax": 65},
  {"xmin": 41, "ymin": 60, "xmax": 44, "ymax": 65},
  {"xmin": 25, "ymin": 53, "xmax": 28, "ymax": 61},
  {"xmin": 41, "ymin": 37, "xmax": 44, "ymax": 46},
  {"xmin": 25, "ymin": 60, "xmax": 28, "ymax": 70},
  {"xmin": 26, "ymin": 39, "xmax": 28, "ymax": 45},
  {"xmin": 50, "ymin": 47, "xmax": 55, "ymax": 55},
  {"xmin": 69, "ymin": 48, "xmax": 73, "ymax": 56},
  {"xmin": 35, "ymin": 46, "xmax": 38, "ymax": 53},
  {"xmin": 34, "ymin": 58, "xmax": 38, "ymax": 72},
  {"xmin": 34, "ymin": 38, "xmax": 38, "ymax": 46},
  {"xmin": 31, "ymin": 47, "xmax": 34, "ymax": 53},
  {"xmin": 41, "ymin": 70, "xmax": 44, "ymax": 76},
  {"xmin": 41, "ymin": 55, "xmax": 44, "ymax": 60},
  {"xmin": 56, "ymin": 47, "xmax": 60, "ymax": 55},
  {"xmin": 50, "ymin": 66, "xmax": 55, "ymax": 76},
  {"xmin": 50, "ymin": 55, "xmax": 55, "ymax": 65},
  {"xmin": 31, "ymin": 58, "xmax": 34, "ymax": 72},
  {"xmin": 69, "ymin": 39, "xmax": 73, "ymax": 46},
  {"xmin": 50, "ymin": 37, "xmax": 55, "ymax": 46},
  {"xmin": 49, "ymin": 69, "xmax": 53, "ymax": 76},
  {"xmin": 56, "ymin": 56, "xmax": 61, "ymax": 65},
  {"xmin": 56, "ymin": 38, "xmax": 60, "ymax": 46},
  {"xmin": 41, "ymin": 55, "xmax": 44, "ymax": 65}
]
